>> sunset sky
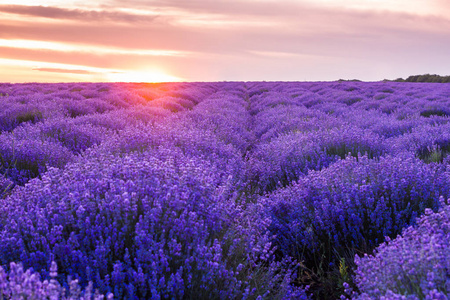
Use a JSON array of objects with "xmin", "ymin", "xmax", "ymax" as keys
[{"xmin": 0, "ymin": 0, "xmax": 449, "ymax": 82}]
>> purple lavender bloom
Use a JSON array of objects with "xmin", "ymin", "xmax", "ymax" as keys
[
  {"xmin": 0, "ymin": 261, "xmax": 113, "ymax": 299},
  {"xmin": 1, "ymin": 81, "xmax": 449, "ymax": 299},
  {"xmin": 263, "ymin": 154, "xmax": 449, "ymax": 268},
  {"xmin": 354, "ymin": 197, "xmax": 450, "ymax": 299}
]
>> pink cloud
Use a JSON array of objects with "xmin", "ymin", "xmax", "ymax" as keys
[
  {"xmin": 0, "ymin": 4, "xmax": 158, "ymax": 23},
  {"xmin": 0, "ymin": 1, "xmax": 449, "ymax": 81}
]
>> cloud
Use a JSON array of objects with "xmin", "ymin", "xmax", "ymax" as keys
[
  {"xmin": 1, "ymin": 3, "xmax": 448, "ymax": 55},
  {"xmin": 0, "ymin": 4, "xmax": 158, "ymax": 23},
  {"xmin": 0, "ymin": 39, "xmax": 187, "ymax": 57},
  {"xmin": 0, "ymin": 45, "xmax": 182, "ymax": 70},
  {"xmin": 32, "ymin": 67, "xmax": 95, "ymax": 74},
  {"xmin": 105, "ymin": 0, "xmax": 450, "ymax": 19},
  {"xmin": 1, "ymin": 0, "xmax": 450, "ymax": 81}
]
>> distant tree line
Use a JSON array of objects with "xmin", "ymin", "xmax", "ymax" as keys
[
  {"xmin": 338, "ymin": 79, "xmax": 362, "ymax": 82},
  {"xmin": 393, "ymin": 74, "xmax": 450, "ymax": 83}
]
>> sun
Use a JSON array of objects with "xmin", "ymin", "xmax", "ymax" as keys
[{"xmin": 106, "ymin": 70, "xmax": 181, "ymax": 83}]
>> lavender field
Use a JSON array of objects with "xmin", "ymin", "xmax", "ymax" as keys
[{"xmin": 0, "ymin": 81, "xmax": 450, "ymax": 299}]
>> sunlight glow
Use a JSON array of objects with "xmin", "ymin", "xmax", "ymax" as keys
[
  {"xmin": 106, "ymin": 70, "xmax": 181, "ymax": 83},
  {"xmin": 0, "ymin": 39, "xmax": 187, "ymax": 57},
  {"xmin": 0, "ymin": 58, "xmax": 181, "ymax": 83}
]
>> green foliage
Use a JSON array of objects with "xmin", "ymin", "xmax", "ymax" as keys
[
  {"xmin": 337, "ymin": 79, "xmax": 362, "ymax": 82},
  {"xmin": 15, "ymin": 110, "xmax": 43, "ymax": 124},
  {"xmin": 417, "ymin": 143, "xmax": 450, "ymax": 163},
  {"xmin": 342, "ymin": 97, "xmax": 362, "ymax": 105},
  {"xmin": 324, "ymin": 144, "xmax": 378, "ymax": 160},
  {"xmin": 420, "ymin": 108, "xmax": 450, "ymax": 117},
  {"xmin": 394, "ymin": 74, "xmax": 450, "ymax": 83},
  {"xmin": 427, "ymin": 150, "xmax": 443, "ymax": 163}
]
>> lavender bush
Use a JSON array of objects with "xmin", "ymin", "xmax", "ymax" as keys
[
  {"xmin": 0, "ymin": 262, "xmax": 113, "ymax": 299},
  {"xmin": 0, "ymin": 175, "xmax": 13, "ymax": 198},
  {"xmin": 0, "ymin": 81, "xmax": 449, "ymax": 299},
  {"xmin": 352, "ymin": 197, "xmax": 450, "ymax": 299},
  {"xmin": 263, "ymin": 154, "xmax": 449, "ymax": 268},
  {"xmin": 247, "ymin": 125, "xmax": 386, "ymax": 193}
]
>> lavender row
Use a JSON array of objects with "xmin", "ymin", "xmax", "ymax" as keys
[
  {"xmin": 1, "ymin": 81, "xmax": 450, "ymax": 299},
  {"xmin": 245, "ymin": 81, "xmax": 450, "ymax": 298},
  {"xmin": 262, "ymin": 154, "xmax": 449, "ymax": 270},
  {"xmin": 0, "ymin": 82, "xmax": 219, "ymax": 186},
  {"xmin": 350, "ymin": 197, "xmax": 450, "ymax": 299},
  {"xmin": 0, "ymin": 83, "xmax": 308, "ymax": 299}
]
